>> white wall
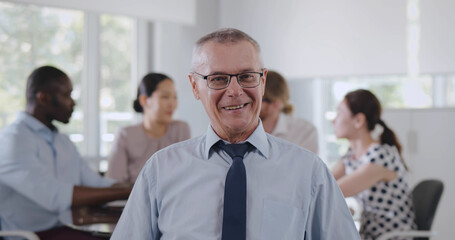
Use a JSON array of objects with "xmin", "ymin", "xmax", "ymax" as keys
[
  {"xmin": 383, "ymin": 109, "xmax": 455, "ymax": 240},
  {"xmin": 419, "ymin": 0, "xmax": 455, "ymax": 74},
  {"xmin": 220, "ymin": 0, "xmax": 408, "ymax": 78}
]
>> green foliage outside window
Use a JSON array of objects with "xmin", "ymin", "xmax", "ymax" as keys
[{"xmin": 0, "ymin": 2, "xmax": 83, "ymax": 135}]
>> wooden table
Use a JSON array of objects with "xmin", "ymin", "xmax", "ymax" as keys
[{"xmin": 63, "ymin": 204, "xmax": 124, "ymax": 238}]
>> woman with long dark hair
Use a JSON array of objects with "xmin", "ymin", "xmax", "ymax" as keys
[
  {"xmin": 106, "ymin": 73, "xmax": 190, "ymax": 183},
  {"xmin": 331, "ymin": 89, "xmax": 416, "ymax": 239}
]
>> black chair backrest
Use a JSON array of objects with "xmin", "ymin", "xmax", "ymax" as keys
[{"xmin": 412, "ymin": 179, "xmax": 444, "ymax": 232}]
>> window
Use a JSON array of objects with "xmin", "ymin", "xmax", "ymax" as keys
[
  {"xmin": 446, "ymin": 75, "xmax": 455, "ymax": 107},
  {"xmin": 0, "ymin": 2, "xmax": 139, "ymax": 170},
  {"xmin": 0, "ymin": 2, "xmax": 85, "ymax": 151},
  {"xmin": 99, "ymin": 14, "xmax": 134, "ymax": 157}
]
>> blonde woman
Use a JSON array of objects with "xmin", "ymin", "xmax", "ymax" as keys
[{"xmin": 260, "ymin": 70, "xmax": 318, "ymax": 153}]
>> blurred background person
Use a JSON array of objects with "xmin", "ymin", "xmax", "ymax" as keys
[
  {"xmin": 331, "ymin": 89, "xmax": 416, "ymax": 240},
  {"xmin": 0, "ymin": 66, "xmax": 131, "ymax": 239},
  {"xmin": 106, "ymin": 73, "xmax": 190, "ymax": 183},
  {"xmin": 260, "ymin": 70, "xmax": 318, "ymax": 153}
]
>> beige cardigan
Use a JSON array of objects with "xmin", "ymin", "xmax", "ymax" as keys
[{"xmin": 106, "ymin": 120, "xmax": 190, "ymax": 183}]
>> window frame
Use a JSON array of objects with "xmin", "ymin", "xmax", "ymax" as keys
[{"xmin": 0, "ymin": 2, "xmax": 150, "ymax": 170}]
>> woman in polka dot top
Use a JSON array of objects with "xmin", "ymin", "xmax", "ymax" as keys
[{"xmin": 331, "ymin": 89, "xmax": 416, "ymax": 240}]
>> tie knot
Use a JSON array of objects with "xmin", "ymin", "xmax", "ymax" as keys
[{"xmin": 217, "ymin": 141, "xmax": 251, "ymax": 159}]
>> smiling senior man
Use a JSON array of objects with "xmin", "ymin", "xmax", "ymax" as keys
[{"xmin": 111, "ymin": 28, "xmax": 360, "ymax": 240}]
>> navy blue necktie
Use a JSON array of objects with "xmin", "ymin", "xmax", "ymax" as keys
[{"xmin": 217, "ymin": 142, "xmax": 251, "ymax": 240}]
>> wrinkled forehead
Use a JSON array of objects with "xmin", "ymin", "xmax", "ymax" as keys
[{"xmin": 191, "ymin": 40, "xmax": 263, "ymax": 73}]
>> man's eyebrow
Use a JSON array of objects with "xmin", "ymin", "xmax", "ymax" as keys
[{"xmin": 209, "ymin": 68, "xmax": 258, "ymax": 75}]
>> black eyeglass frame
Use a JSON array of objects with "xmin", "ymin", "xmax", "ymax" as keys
[{"xmin": 192, "ymin": 70, "xmax": 264, "ymax": 90}]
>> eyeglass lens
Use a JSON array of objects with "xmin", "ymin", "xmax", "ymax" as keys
[{"xmin": 207, "ymin": 73, "xmax": 261, "ymax": 89}]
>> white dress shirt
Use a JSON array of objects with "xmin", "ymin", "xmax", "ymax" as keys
[{"xmin": 0, "ymin": 112, "xmax": 115, "ymax": 232}]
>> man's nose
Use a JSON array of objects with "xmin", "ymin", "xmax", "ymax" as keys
[{"xmin": 225, "ymin": 76, "xmax": 243, "ymax": 95}]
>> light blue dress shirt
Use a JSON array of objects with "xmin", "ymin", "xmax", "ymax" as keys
[
  {"xmin": 112, "ymin": 122, "xmax": 360, "ymax": 240},
  {"xmin": 0, "ymin": 112, "xmax": 115, "ymax": 232}
]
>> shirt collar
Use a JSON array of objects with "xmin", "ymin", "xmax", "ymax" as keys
[
  {"xmin": 271, "ymin": 113, "xmax": 289, "ymax": 135},
  {"xmin": 204, "ymin": 120, "xmax": 269, "ymax": 159},
  {"xmin": 17, "ymin": 111, "xmax": 56, "ymax": 143}
]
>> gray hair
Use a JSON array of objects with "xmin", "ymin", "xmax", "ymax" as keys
[{"xmin": 191, "ymin": 28, "xmax": 263, "ymax": 70}]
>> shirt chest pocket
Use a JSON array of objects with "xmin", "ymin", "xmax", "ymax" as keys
[{"xmin": 261, "ymin": 199, "xmax": 306, "ymax": 240}]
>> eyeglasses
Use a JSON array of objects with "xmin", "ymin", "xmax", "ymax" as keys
[{"xmin": 192, "ymin": 71, "xmax": 264, "ymax": 90}]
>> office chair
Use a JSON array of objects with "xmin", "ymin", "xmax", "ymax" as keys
[
  {"xmin": 0, "ymin": 230, "xmax": 40, "ymax": 240},
  {"xmin": 377, "ymin": 179, "xmax": 444, "ymax": 240}
]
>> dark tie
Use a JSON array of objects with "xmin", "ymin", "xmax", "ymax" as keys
[{"xmin": 217, "ymin": 142, "xmax": 251, "ymax": 240}]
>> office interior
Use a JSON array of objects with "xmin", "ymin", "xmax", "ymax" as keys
[{"xmin": 0, "ymin": 0, "xmax": 454, "ymax": 239}]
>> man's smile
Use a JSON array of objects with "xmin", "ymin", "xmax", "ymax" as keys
[{"xmin": 222, "ymin": 103, "xmax": 248, "ymax": 110}]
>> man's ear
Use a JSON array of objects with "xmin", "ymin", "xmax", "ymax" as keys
[
  {"xmin": 36, "ymin": 91, "xmax": 51, "ymax": 106},
  {"xmin": 189, "ymin": 74, "xmax": 200, "ymax": 100}
]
